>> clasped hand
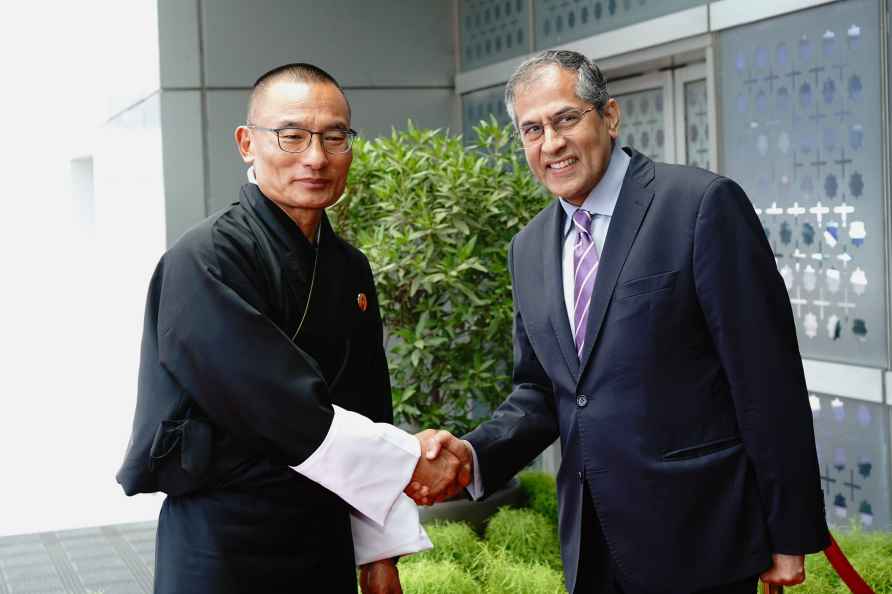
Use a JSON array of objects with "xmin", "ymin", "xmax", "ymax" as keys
[{"xmin": 404, "ymin": 429, "xmax": 473, "ymax": 505}]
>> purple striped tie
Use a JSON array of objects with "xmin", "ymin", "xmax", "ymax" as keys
[{"xmin": 573, "ymin": 209, "xmax": 599, "ymax": 358}]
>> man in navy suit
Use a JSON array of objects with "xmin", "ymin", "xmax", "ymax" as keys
[{"xmin": 414, "ymin": 50, "xmax": 829, "ymax": 593}]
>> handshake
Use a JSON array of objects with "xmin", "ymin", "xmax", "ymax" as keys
[{"xmin": 405, "ymin": 429, "xmax": 474, "ymax": 505}]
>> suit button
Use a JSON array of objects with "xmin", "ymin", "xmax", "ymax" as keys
[
  {"xmin": 577, "ymin": 471, "xmax": 583, "ymax": 483},
  {"xmin": 576, "ymin": 394, "xmax": 588, "ymax": 408}
]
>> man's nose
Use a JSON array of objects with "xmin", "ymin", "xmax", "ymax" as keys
[
  {"xmin": 302, "ymin": 134, "xmax": 329, "ymax": 168},
  {"xmin": 541, "ymin": 126, "xmax": 567, "ymax": 154}
]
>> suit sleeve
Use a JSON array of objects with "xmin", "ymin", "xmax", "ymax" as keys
[
  {"xmin": 157, "ymin": 235, "xmax": 417, "ymax": 526},
  {"xmin": 463, "ymin": 237, "xmax": 561, "ymax": 496},
  {"xmin": 693, "ymin": 177, "xmax": 829, "ymax": 554}
]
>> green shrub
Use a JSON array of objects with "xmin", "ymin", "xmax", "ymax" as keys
[
  {"xmin": 518, "ymin": 470, "xmax": 559, "ymax": 526},
  {"xmin": 398, "ymin": 560, "xmax": 478, "ymax": 594},
  {"xmin": 332, "ymin": 119, "xmax": 549, "ymax": 433},
  {"xmin": 485, "ymin": 507, "xmax": 562, "ymax": 570},
  {"xmin": 405, "ymin": 521, "xmax": 482, "ymax": 569}
]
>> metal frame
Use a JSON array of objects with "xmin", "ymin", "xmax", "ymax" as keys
[
  {"xmin": 672, "ymin": 62, "xmax": 711, "ymax": 168},
  {"xmin": 611, "ymin": 70, "xmax": 678, "ymax": 164}
]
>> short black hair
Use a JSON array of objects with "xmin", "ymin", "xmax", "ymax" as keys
[{"xmin": 246, "ymin": 62, "xmax": 351, "ymax": 122}]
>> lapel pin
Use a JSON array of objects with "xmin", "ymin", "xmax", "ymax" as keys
[{"xmin": 357, "ymin": 293, "xmax": 368, "ymax": 312}]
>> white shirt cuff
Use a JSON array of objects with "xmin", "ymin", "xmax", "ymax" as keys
[
  {"xmin": 293, "ymin": 405, "xmax": 420, "ymax": 526},
  {"xmin": 465, "ymin": 441, "xmax": 485, "ymax": 500},
  {"xmin": 351, "ymin": 494, "xmax": 433, "ymax": 565}
]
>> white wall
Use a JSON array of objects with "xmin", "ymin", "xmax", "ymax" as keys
[{"xmin": 0, "ymin": 0, "xmax": 166, "ymax": 538}]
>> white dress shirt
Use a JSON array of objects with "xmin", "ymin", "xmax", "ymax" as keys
[
  {"xmin": 247, "ymin": 167, "xmax": 432, "ymax": 564},
  {"xmin": 466, "ymin": 144, "xmax": 631, "ymax": 499}
]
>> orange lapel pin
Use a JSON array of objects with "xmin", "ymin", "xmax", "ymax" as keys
[{"xmin": 357, "ymin": 293, "xmax": 368, "ymax": 312}]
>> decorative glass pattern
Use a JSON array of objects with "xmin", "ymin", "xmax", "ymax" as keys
[
  {"xmin": 461, "ymin": 0, "xmax": 530, "ymax": 71},
  {"xmin": 534, "ymin": 0, "xmax": 707, "ymax": 49},
  {"xmin": 718, "ymin": 0, "xmax": 887, "ymax": 366},
  {"xmin": 683, "ymin": 79, "xmax": 710, "ymax": 169},
  {"xmin": 615, "ymin": 87, "xmax": 666, "ymax": 162},
  {"xmin": 811, "ymin": 394, "xmax": 890, "ymax": 531},
  {"xmin": 462, "ymin": 84, "xmax": 512, "ymax": 141}
]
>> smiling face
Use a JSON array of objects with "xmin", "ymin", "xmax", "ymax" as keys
[
  {"xmin": 235, "ymin": 79, "xmax": 352, "ymax": 217},
  {"xmin": 513, "ymin": 65, "xmax": 621, "ymax": 205}
]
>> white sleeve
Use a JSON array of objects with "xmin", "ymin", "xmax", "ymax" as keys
[
  {"xmin": 464, "ymin": 441, "xmax": 485, "ymax": 500},
  {"xmin": 351, "ymin": 494, "xmax": 433, "ymax": 565},
  {"xmin": 293, "ymin": 405, "xmax": 420, "ymax": 526}
]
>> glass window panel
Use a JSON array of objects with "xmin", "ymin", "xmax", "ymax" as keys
[
  {"xmin": 462, "ymin": 84, "xmax": 512, "ymax": 141},
  {"xmin": 718, "ymin": 0, "xmax": 887, "ymax": 366},
  {"xmin": 811, "ymin": 393, "xmax": 891, "ymax": 531},
  {"xmin": 461, "ymin": 0, "xmax": 530, "ymax": 71},
  {"xmin": 614, "ymin": 87, "xmax": 667, "ymax": 162},
  {"xmin": 683, "ymin": 79, "xmax": 710, "ymax": 170},
  {"xmin": 534, "ymin": 0, "xmax": 707, "ymax": 49}
]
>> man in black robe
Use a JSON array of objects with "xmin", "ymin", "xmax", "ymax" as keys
[{"xmin": 117, "ymin": 63, "xmax": 469, "ymax": 594}]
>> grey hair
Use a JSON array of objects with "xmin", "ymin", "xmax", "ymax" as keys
[{"xmin": 504, "ymin": 50, "xmax": 609, "ymax": 128}]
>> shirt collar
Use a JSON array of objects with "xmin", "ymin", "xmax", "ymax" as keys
[{"xmin": 559, "ymin": 143, "xmax": 630, "ymax": 235}]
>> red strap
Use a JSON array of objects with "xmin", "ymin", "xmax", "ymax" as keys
[{"xmin": 823, "ymin": 534, "xmax": 875, "ymax": 594}]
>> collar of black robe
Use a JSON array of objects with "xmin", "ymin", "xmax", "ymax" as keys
[{"xmin": 239, "ymin": 182, "xmax": 333, "ymax": 284}]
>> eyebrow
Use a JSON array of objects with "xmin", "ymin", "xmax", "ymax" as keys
[
  {"xmin": 274, "ymin": 119, "xmax": 350, "ymax": 129},
  {"xmin": 519, "ymin": 106, "xmax": 581, "ymax": 128}
]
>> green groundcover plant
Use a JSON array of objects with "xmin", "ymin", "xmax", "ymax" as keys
[
  {"xmin": 387, "ymin": 471, "xmax": 892, "ymax": 594},
  {"xmin": 332, "ymin": 120, "xmax": 549, "ymax": 434}
]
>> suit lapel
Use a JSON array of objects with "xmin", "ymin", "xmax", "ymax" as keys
[
  {"xmin": 577, "ymin": 151, "xmax": 655, "ymax": 378},
  {"xmin": 543, "ymin": 201, "xmax": 580, "ymax": 381}
]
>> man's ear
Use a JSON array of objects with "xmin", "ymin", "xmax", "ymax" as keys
[
  {"xmin": 235, "ymin": 126, "xmax": 254, "ymax": 165},
  {"xmin": 603, "ymin": 98, "xmax": 622, "ymax": 140}
]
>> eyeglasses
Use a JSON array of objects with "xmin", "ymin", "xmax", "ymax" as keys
[
  {"xmin": 246, "ymin": 125, "xmax": 358, "ymax": 154},
  {"xmin": 517, "ymin": 106, "xmax": 596, "ymax": 146}
]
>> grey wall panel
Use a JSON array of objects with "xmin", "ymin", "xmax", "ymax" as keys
[
  {"xmin": 201, "ymin": 0, "xmax": 455, "ymax": 88},
  {"xmin": 535, "ymin": 0, "xmax": 707, "ymax": 49},
  {"xmin": 718, "ymin": 0, "xmax": 888, "ymax": 367},
  {"xmin": 346, "ymin": 88, "xmax": 459, "ymax": 139},
  {"xmin": 812, "ymin": 393, "xmax": 891, "ymax": 531},
  {"xmin": 158, "ymin": 0, "xmax": 201, "ymax": 88},
  {"xmin": 462, "ymin": 84, "xmax": 510, "ymax": 140},
  {"xmin": 205, "ymin": 90, "xmax": 251, "ymax": 215},
  {"xmin": 460, "ymin": 0, "xmax": 531, "ymax": 71},
  {"xmin": 204, "ymin": 88, "xmax": 459, "ymax": 214},
  {"xmin": 161, "ymin": 90, "xmax": 207, "ymax": 245}
]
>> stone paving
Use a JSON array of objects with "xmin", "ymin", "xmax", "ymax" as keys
[{"xmin": 0, "ymin": 522, "xmax": 155, "ymax": 594}]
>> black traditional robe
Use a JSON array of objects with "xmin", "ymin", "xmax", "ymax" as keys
[{"xmin": 117, "ymin": 183, "xmax": 392, "ymax": 593}]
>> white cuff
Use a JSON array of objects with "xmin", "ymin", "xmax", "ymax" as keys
[
  {"xmin": 351, "ymin": 494, "xmax": 433, "ymax": 565},
  {"xmin": 293, "ymin": 405, "xmax": 420, "ymax": 526},
  {"xmin": 465, "ymin": 441, "xmax": 485, "ymax": 500}
]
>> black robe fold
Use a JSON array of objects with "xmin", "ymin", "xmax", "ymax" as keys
[{"xmin": 117, "ymin": 183, "xmax": 392, "ymax": 593}]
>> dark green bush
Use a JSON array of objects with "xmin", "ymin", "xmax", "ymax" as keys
[
  {"xmin": 398, "ymin": 560, "xmax": 478, "ymax": 594},
  {"xmin": 332, "ymin": 120, "xmax": 549, "ymax": 433},
  {"xmin": 484, "ymin": 507, "xmax": 562, "ymax": 571},
  {"xmin": 518, "ymin": 470, "xmax": 559, "ymax": 526}
]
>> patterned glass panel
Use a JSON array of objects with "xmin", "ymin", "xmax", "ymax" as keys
[
  {"xmin": 534, "ymin": 0, "xmax": 707, "ymax": 49},
  {"xmin": 811, "ymin": 394, "xmax": 891, "ymax": 531},
  {"xmin": 718, "ymin": 0, "xmax": 887, "ymax": 366},
  {"xmin": 461, "ymin": 0, "xmax": 530, "ymax": 71},
  {"xmin": 683, "ymin": 79, "xmax": 710, "ymax": 170},
  {"xmin": 615, "ymin": 87, "xmax": 666, "ymax": 162},
  {"xmin": 462, "ymin": 84, "xmax": 512, "ymax": 141}
]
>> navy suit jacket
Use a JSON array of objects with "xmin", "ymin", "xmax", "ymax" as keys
[{"xmin": 465, "ymin": 148, "xmax": 829, "ymax": 594}]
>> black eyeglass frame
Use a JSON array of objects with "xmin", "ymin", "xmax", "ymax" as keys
[{"xmin": 245, "ymin": 124, "xmax": 358, "ymax": 154}]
